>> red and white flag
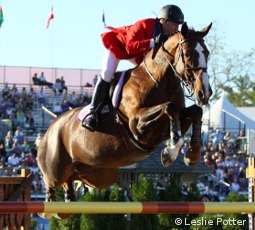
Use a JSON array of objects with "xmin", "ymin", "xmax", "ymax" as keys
[{"xmin": 46, "ymin": 6, "xmax": 54, "ymax": 29}]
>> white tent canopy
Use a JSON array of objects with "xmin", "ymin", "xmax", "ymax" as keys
[{"xmin": 202, "ymin": 95, "xmax": 255, "ymax": 134}]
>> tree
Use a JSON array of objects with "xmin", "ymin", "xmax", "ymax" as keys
[
  {"xmin": 131, "ymin": 174, "xmax": 158, "ymax": 230},
  {"xmin": 189, "ymin": 192, "xmax": 249, "ymax": 230},
  {"xmin": 49, "ymin": 187, "xmax": 81, "ymax": 230},
  {"xmin": 205, "ymin": 23, "xmax": 255, "ymax": 105},
  {"xmin": 219, "ymin": 74, "xmax": 255, "ymax": 106},
  {"xmin": 157, "ymin": 181, "xmax": 200, "ymax": 230},
  {"xmin": 107, "ymin": 184, "xmax": 127, "ymax": 230},
  {"xmin": 80, "ymin": 189, "xmax": 110, "ymax": 230}
]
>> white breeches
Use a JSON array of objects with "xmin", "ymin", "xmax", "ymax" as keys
[{"xmin": 101, "ymin": 47, "xmax": 137, "ymax": 82}]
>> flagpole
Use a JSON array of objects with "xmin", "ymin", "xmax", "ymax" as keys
[
  {"xmin": 102, "ymin": 9, "xmax": 106, "ymax": 28},
  {"xmin": 46, "ymin": 5, "xmax": 55, "ymax": 82},
  {"xmin": 0, "ymin": 5, "xmax": 3, "ymax": 67},
  {"xmin": 51, "ymin": 20, "xmax": 54, "ymax": 83},
  {"xmin": 0, "ymin": 30, "xmax": 1, "ymax": 67}
]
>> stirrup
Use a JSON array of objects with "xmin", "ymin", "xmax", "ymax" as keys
[{"xmin": 82, "ymin": 113, "xmax": 99, "ymax": 131}]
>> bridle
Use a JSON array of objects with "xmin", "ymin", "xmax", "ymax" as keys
[{"xmin": 143, "ymin": 34, "xmax": 208, "ymax": 100}]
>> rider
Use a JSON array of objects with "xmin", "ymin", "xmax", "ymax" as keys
[{"xmin": 82, "ymin": 4, "xmax": 184, "ymax": 131}]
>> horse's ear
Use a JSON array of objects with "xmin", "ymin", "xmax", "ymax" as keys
[
  {"xmin": 200, "ymin": 23, "xmax": 212, "ymax": 37},
  {"xmin": 181, "ymin": 22, "xmax": 188, "ymax": 37}
]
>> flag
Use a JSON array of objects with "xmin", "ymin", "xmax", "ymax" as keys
[
  {"xmin": 46, "ymin": 6, "xmax": 54, "ymax": 29},
  {"xmin": 102, "ymin": 10, "xmax": 106, "ymax": 28},
  {"xmin": 0, "ymin": 6, "xmax": 4, "ymax": 28}
]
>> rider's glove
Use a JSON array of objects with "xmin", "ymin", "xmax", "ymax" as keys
[{"xmin": 154, "ymin": 33, "xmax": 168, "ymax": 46}]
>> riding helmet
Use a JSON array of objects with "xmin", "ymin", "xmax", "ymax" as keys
[{"xmin": 158, "ymin": 5, "xmax": 184, "ymax": 24}]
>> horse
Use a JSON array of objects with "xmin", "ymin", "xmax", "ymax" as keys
[{"xmin": 37, "ymin": 22, "xmax": 212, "ymax": 218}]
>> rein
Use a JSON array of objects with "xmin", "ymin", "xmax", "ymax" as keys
[{"xmin": 161, "ymin": 42, "xmax": 195, "ymax": 100}]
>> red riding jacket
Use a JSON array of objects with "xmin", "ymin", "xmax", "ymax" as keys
[{"xmin": 101, "ymin": 18, "xmax": 160, "ymax": 64}]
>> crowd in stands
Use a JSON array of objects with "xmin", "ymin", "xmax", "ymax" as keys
[
  {"xmin": 193, "ymin": 128, "xmax": 248, "ymax": 200},
  {"xmin": 0, "ymin": 75, "xmax": 92, "ymax": 196},
  {"xmin": 0, "ymin": 76, "xmax": 250, "ymax": 201}
]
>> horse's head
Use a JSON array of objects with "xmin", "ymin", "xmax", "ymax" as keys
[{"xmin": 164, "ymin": 22, "xmax": 213, "ymax": 106}]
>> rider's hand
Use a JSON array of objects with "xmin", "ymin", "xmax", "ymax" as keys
[{"xmin": 154, "ymin": 33, "xmax": 168, "ymax": 46}]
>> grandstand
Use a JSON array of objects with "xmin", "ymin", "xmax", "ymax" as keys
[{"xmin": 0, "ymin": 65, "xmax": 251, "ymax": 203}]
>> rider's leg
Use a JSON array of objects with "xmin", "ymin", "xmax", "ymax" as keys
[{"xmin": 82, "ymin": 48, "xmax": 119, "ymax": 131}]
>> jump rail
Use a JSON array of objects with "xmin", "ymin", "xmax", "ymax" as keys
[{"xmin": 0, "ymin": 202, "xmax": 254, "ymax": 214}]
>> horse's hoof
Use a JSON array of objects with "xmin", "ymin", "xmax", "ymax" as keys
[
  {"xmin": 37, "ymin": 212, "xmax": 54, "ymax": 219},
  {"xmin": 161, "ymin": 137, "xmax": 184, "ymax": 166},
  {"xmin": 183, "ymin": 149, "xmax": 201, "ymax": 167},
  {"xmin": 183, "ymin": 156, "xmax": 200, "ymax": 167},
  {"xmin": 161, "ymin": 147, "xmax": 179, "ymax": 167}
]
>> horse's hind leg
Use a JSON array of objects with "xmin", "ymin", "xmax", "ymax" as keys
[
  {"xmin": 63, "ymin": 178, "xmax": 76, "ymax": 202},
  {"xmin": 180, "ymin": 105, "xmax": 203, "ymax": 166},
  {"xmin": 46, "ymin": 187, "xmax": 56, "ymax": 202},
  {"xmin": 52, "ymin": 178, "xmax": 76, "ymax": 220}
]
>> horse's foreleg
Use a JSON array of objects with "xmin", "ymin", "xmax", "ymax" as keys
[
  {"xmin": 180, "ymin": 105, "xmax": 203, "ymax": 166},
  {"xmin": 161, "ymin": 103, "xmax": 184, "ymax": 167}
]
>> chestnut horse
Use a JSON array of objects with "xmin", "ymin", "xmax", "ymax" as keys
[{"xmin": 38, "ymin": 22, "xmax": 212, "ymax": 218}]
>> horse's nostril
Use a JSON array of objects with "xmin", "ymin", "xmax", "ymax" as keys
[{"xmin": 198, "ymin": 90, "xmax": 204, "ymax": 99}]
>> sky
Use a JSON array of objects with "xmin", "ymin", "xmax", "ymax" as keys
[{"xmin": 0, "ymin": 0, "xmax": 254, "ymax": 72}]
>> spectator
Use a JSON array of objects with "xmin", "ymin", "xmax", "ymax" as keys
[
  {"xmin": 26, "ymin": 151, "xmax": 37, "ymax": 166},
  {"xmin": 53, "ymin": 78, "xmax": 63, "ymax": 95},
  {"xmin": 10, "ymin": 84, "xmax": 19, "ymax": 97},
  {"xmin": 61, "ymin": 100, "xmax": 70, "ymax": 112},
  {"xmin": 0, "ymin": 139, "xmax": 6, "ymax": 157},
  {"xmin": 16, "ymin": 108, "xmax": 25, "ymax": 127},
  {"xmin": 215, "ymin": 164, "xmax": 224, "ymax": 182},
  {"xmin": 24, "ymin": 111, "xmax": 35, "ymax": 130},
  {"xmin": 68, "ymin": 91, "xmax": 78, "ymax": 107},
  {"xmin": 21, "ymin": 138, "xmax": 31, "ymax": 154},
  {"xmin": 93, "ymin": 75, "xmax": 98, "ymax": 87},
  {"xmin": 32, "ymin": 172, "xmax": 44, "ymax": 193},
  {"xmin": 202, "ymin": 185, "xmax": 214, "ymax": 197},
  {"xmin": 230, "ymin": 176, "xmax": 240, "ymax": 193},
  {"xmin": 196, "ymin": 179, "xmax": 205, "ymax": 193},
  {"xmin": 5, "ymin": 105, "xmax": 13, "ymax": 119},
  {"xmin": 210, "ymin": 129, "xmax": 223, "ymax": 149},
  {"xmin": 52, "ymin": 102, "xmax": 63, "ymax": 116},
  {"xmin": 236, "ymin": 130, "xmax": 245, "ymax": 150},
  {"xmin": 32, "ymin": 73, "xmax": 40, "ymax": 85},
  {"xmin": 35, "ymin": 131, "xmax": 43, "ymax": 149},
  {"xmin": 24, "ymin": 87, "xmax": 36, "ymax": 109},
  {"xmin": 60, "ymin": 76, "xmax": 68, "ymax": 92},
  {"xmin": 2, "ymin": 83, "xmax": 10, "ymax": 98},
  {"xmin": 13, "ymin": 127, "xmax": 25, "ymax": 144},
  {"xmin": 37, "ymin": 87, "xmax": 47, "ymax": 105},
  {"xmin": 239, "ymin": 178, "xmax": 248, "ymax": 191},
  {"xmin": 7, "ymin": 152, "xmax": 20, "ymax": 167},
  {"xmin": 11, "ymin": 140, "xmax": 22, "ymax": 154},
  {"xmin": 38, "ymin": 72, "xmax": 53, "ymax": 88},
  {"xmin": 0, "ymin": 164, "xmax": 4, "ymax": 176},
  {"xmin": 3, "ymin": 165, "xmax": 14, "ymax": 176},
  {"xmin": 5, "ymin": 130, "xmax": 14, "ymax": 150},
  {"xmin": 201, "ymin": 194, "xmax": 211, "ymax": 202},
  {"xmin": 29, "ymin": 163, "xmax": 39, "ymax": 174}
]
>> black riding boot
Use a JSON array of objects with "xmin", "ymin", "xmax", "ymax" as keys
[{"xmin": 82, "ymin": 77, "xmax": 111, "ymax": 131}]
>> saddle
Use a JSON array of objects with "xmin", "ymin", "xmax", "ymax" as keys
[{"xmin": 77, "ymin": 70, "xmax": 128, "ymax": 122}]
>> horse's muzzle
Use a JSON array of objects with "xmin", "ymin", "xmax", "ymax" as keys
[{"xmin": 196, "ymin": 87, "xmax": 212, "ymax": 106}]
